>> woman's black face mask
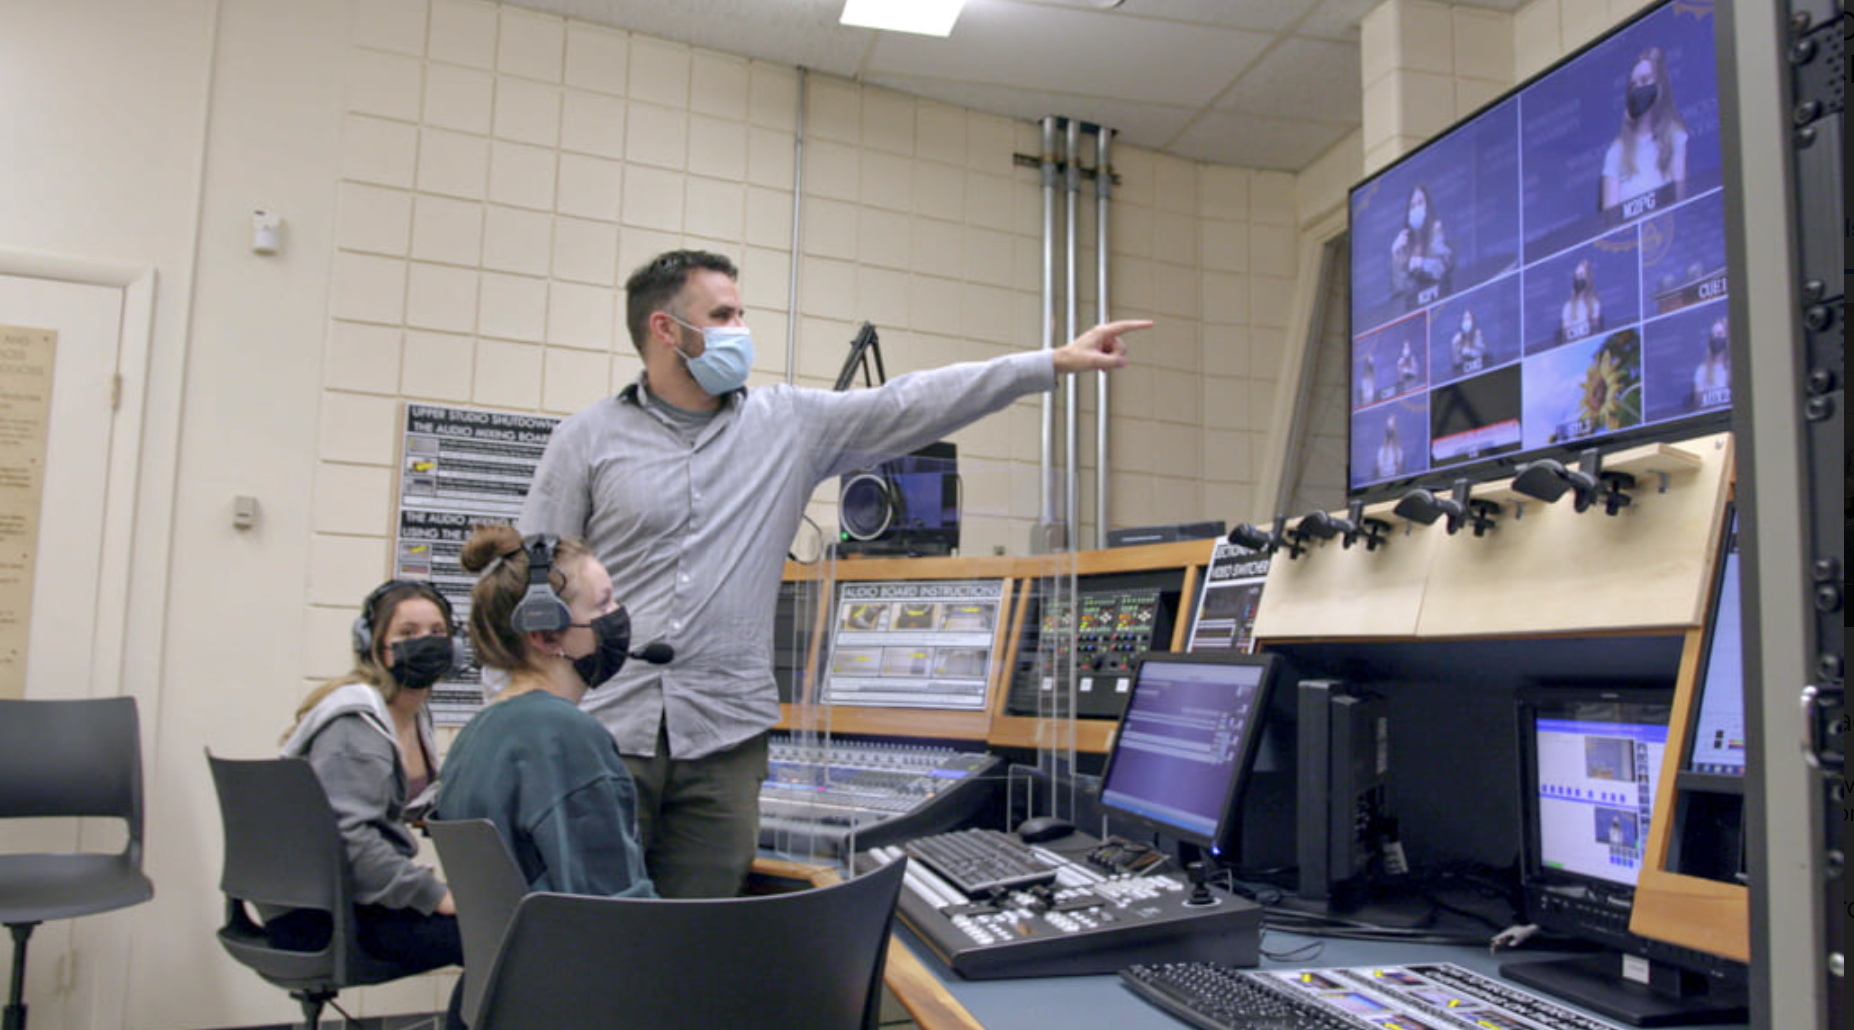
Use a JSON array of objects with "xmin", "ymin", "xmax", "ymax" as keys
[
  {"xmin": 389, "ymin": 635, "xmax": 456, "ymax": 689},
  {"xmin": 572, "ymin": 607, "xmax": 633, "ymax": 688}
]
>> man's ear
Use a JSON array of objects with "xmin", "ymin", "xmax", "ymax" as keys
[{"xmin": 528, "ymin": 628, "xmax": 564, "ymax": 655}]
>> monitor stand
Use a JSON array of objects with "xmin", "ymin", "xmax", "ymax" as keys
[{"xmin": 1500, "ymin": 952, "xmax": 1748, "ymax": 1027}]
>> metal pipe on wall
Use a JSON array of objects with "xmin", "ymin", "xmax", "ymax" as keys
[
  {"xmin": 1093, "ymin": 127, "xmax": 1113, "ymax": 550},
  {"xmin": 784, "ymin": 68, "xmax": 807, "ymax": 384},
  {"xmin": 1039, "ymin": 117, "xmax": 1059, "ymax": 535},
  {"xmin": 1063, "ymin": 118, "xmax": 1081, "ymax": 551}
]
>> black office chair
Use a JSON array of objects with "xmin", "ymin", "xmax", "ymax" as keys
[
  {"xmin": 207, "ymin": 754, "xmax": 449, "ymax": 1029},
  {"xmin": 0, "ymin": 697, "xmax": 155, "ymax": 1030},
  {"xmin": 441, "ymin": 833, "xmax": 905, "ymax": 1030},
  {"xmin": 423, "ymin": 820, "xmax": 527, "ymax": 1029}
]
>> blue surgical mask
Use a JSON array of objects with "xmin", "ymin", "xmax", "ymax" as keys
[{"xmin": 667, "ymin": 314, "xmax": 753, "ymax": 395}]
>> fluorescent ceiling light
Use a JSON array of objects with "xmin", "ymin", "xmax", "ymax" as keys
[{"xmin": 840, "ymin": 0, "xmax": 966, "ymax": 37}]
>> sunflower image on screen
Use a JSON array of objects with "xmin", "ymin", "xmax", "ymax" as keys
[{"xmin": 1553, "ymin": 330, "xmax": 1642, "ymax": 442}]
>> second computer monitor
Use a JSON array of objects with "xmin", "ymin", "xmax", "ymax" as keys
[{"xmin": 1097, "ymin": 651, "xmax": 1281, "ymax": 859}]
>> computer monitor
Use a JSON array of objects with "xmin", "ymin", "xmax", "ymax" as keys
[
  {"xmin": 1684, "ymin": 505, "xmax": 1744, "ymax": 778},
  {"xmin": 1507, "ymin": 685, "xmax": 1745, "ymax": 1025},
  {"xmin": 1096, "ymin": 652, "xmax": 1281, "ymax": 860}
]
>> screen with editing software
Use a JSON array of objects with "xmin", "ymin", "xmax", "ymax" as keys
[
  {"xmin": 1348, "ymin": 0, "xmax": 1729, "ymax": 496},
  {"xmin": 1528, "ymin": 693, "xmax": 1671, "ymax": 890},
  {"xmin": 1097, "ymin": 653, "xmax": 1279, "ymax": 852},
  {"xmin": 1686, "ymin": 507, "xmax": 1745, "ymax": 776}
]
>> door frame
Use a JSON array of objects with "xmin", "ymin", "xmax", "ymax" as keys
[{"xmin": 0, "ymin": 248, "xmax": 154, "ymax": 710}]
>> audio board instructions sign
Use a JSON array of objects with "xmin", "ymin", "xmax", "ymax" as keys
[
  {"xmin": 821, "ymin": 579, "xmax": 1007, "ymax": 711},
  {"xmin": 393, "ymin": 402, "xmax": 561, "ymax": 725}
]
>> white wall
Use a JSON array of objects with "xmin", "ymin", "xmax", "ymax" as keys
[{"xmin": 0, "ymin": 0, "xmax": 1305, "ymax": 1026}]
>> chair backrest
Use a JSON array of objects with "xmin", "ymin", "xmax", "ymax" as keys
[
  {"xmin": 471, "ymin": 856, "xmax": 907, "ymax": 1030},
  {"xmin": 0, "ymin": 697, "xmax": 143, "ymax": 853},
  {"xmin": 426, "ymin": 819, "xmax": 529, "ymax": 1027},
  {"xmin": 207, "ymin": 755, "xmax": 348, "ymax": 914}
]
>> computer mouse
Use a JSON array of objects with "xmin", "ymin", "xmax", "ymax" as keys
[{"xmin": 1015, "ymin": 815, "xmax": 1076, "ymax": 844}]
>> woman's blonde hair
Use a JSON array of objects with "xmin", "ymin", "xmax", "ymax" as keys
[{"xmin": 460, "ymin": 523, "xmax": 595, "ymax": 674}]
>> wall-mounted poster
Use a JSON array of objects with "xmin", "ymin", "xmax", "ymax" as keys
[
  {"xmin": 394, "ymin": 403, "xmax": 561, "ymax": 725},
  {"xmin": 0, "ymin": 325, "xmax": 55, "ymax": 700},
  {"xmin": 1185, "ymin": 539, "xmax": 1272, "ymax": 654}
]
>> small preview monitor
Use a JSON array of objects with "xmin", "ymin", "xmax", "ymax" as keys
[
  {"xmin": 1684, "ymin": 504, "xmax": 1745, "ymax": 777},
  {"xmin": 1097, "ymin": 652, "xmax": 1281, "ymax": 857},
  {"xmin": 1521, "ymin": 687, "xmax": 1671, "ymax": 895},
  {"xmin": 1508, "ymin": 685, "xmax": 1747, "ymax": 1025}
]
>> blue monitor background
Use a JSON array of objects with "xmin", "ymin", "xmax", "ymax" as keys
[
  {"xmin": 1428, "ymin": 277, "xmax": 1524, "ymax": 387},
  {"xmin": 1638, "ymin": 189, "xmax": 1729, "ymax": 316},
  {"xmin": 1521, "ymin": 225, "xmax": 1643, "ymax": 355},
  {"xmin": 1641, "ymin": 299, "xmax": 1731, "ymax": 424},
  {"xmin": 1351, "ymin": 98, "xmax": 1522, "ymax": 336},
  {"xmin": 1097, "ymin": 654, "xmax": 1275, "ymax": 853},
  {"xmin": 1348, "ymin": 0, "xmax": 1728, "ymax": 496},
  {"xmin": 1518, "ymin": 2, "xmax": 1724, "ymax": 262}
]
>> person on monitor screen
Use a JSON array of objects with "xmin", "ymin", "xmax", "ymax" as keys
[
  {"xmin": 517, "ymin": 249, "xmax": 1147, "ymax": 898},
  {"xmin": 1390, "ymin": 184, "xmax": 1454, "ymax": 310},
  {"xmin": 1375, "ymin": 414, "xmax": 1405, "ymax": 480},
  {"xmin": 435, "ymin": 525, "xmax": 655, "ymax": 901},
  {"xmin": 1558, "ymin": 260, "xmax": 1604, "ymax": 344},
  {"xmin": 1395, "ymin": 337, "xmax": 1421, "ymax": 390},
  {"xmin": 1608, "ymin": 814, "xmax": 1626, "ymax": 845},
  {"xmin": 1450, "ymin": 309, "xmax": 1487, "ymax": 374},
  {"xmin": 1690, "ymin": 317, "xmax": 1731, "ymax": 408},
  {"xmin": 278, "ymin": 579, "xmax": 464, "ymax": 1028},
  {"xmin": 1600, "ymin": 46, "xmax": 1689, "ymax": 213},
  {"xmin": 1358, "ymin": 350, "xmax": 1378, "ymax": 406}
]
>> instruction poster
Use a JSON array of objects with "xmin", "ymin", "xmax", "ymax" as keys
[
  {"xmin": 1185, "ymin": 539, "xmax": 1271, "ymax": 653},
  {"xmin": 394, "ymin": 403, "xmax": 560, "ymax": 724},
  {"xmin": 0, "ymin": 325, "xmax": 54, "ymax": 700},
  {"xmin": 822, "ymin": 579, "xmax": 1006, "ymax": 711}
]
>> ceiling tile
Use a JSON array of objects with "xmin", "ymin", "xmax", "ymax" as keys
[
  {"xmin": 859, "ymin": 77, "xmax": 1199, "ymax": 153},
  {"xmin": 531, "ymin": 0, "xmax": 873, "ymax": 78},
  {"xmin": 1167, "ymin": 110, "xmax": 1354, "ymax": 171},
  {"xmin": 1114, "ymin": 0, "xmax": 1324, "ymax": 34},
  {"xmin": 1295, "ymin": 0, "xmax": 1382, "ymax": 41},
  {"xmin": 867, "ymin": 0, "xmax": 1273, "ymax": 109},
  {"xmin": 1216, "ymin": 37, "xmax": 1361, "ymax": 125}
]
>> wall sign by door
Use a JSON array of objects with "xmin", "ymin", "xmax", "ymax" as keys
[{"xmin": 0, "ymin": 325, "xmax": 55, "ymax": 700}]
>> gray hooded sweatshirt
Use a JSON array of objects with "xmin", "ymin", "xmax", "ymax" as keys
[{"xmin": 280, "ymin": 683, "xmax": 446, "ymax": 913}]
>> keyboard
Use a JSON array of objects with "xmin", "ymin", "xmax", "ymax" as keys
[
  {"xmin": 901, "ymin": 828, "xmax": 1058, "ymax": 895},
  {"xmin": 858, "ymin": 833, "xmax": 1262, "ymax": 979},
  {"xmin": 1120, "ymin": 963, "xmax": 1355, "ymax": 1030},
  {"xmin": 1122, "ymin": 961, "xmax": 1629, "ymax": 1030}
]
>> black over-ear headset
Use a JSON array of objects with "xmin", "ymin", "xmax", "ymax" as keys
[
  {"xmin": 509, "ymin": 534, "xmax": 572, "ymax": 634},
  {"xmin": 351, "ymin": 579, "xmax": 456, "ymax": 658}
]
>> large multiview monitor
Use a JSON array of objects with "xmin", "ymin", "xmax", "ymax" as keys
[
  {"xmin": 1507, "ymin": 685, "xmax": 1745, "ymax": 1025},
  {"xmin": 1348, "ymin": 0, "xmax": 1729, "ymax": 497},
  {"xmin": 1096, "ymin": 652, "xmax": 1281, "ymax": 861}
]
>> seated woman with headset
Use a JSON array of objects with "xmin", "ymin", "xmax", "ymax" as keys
[
  {"xmin": 435, "ymin": 525, "xmax": 655, "ymax": 898},
  {"xmin": 278, "ymin": 579, "xmax": 465, "ymax": 1025}
]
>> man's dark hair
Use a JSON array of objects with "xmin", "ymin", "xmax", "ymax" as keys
[{"xmin": 623, "ymin": 249, "xmax": 738, "ymax": 352}]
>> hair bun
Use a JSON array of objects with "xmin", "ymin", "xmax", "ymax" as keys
[{"xmin": 460, "ymin": 523, "xmax": 524, "ymax": 574}]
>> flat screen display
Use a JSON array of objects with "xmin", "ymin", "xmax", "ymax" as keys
[
  {"xmin": 1525, "ymin": 691, "xmax": 1671, "ymax": 891},
  {"xmin": 1097, "ymin": 652, "xmax": 1278, "ymax": 852},
  {"xmin": 1686, "ymin": 507, "xmax": 1745, "ymax": 776},
  {"xmin": 1349, "ymin": 0, "xmax": 1727, "ymax": 496}
]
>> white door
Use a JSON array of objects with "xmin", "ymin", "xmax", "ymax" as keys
[
  {"xmin": 0, "ymin": 272, "xmax": 125, "ymax": 1030},
  {"xmin": 0, "ymin": 273, "xmax": 122, "ymax": 702}
]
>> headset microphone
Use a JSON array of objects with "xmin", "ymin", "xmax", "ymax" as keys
[{"xmin": 630, "ymin": 641, "xmax": 675, "ymax": 665}]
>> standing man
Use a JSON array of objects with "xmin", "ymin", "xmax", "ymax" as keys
[{"xmin": 519, "ymin": 249, "xmax": 1146, "ymax": 897}]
